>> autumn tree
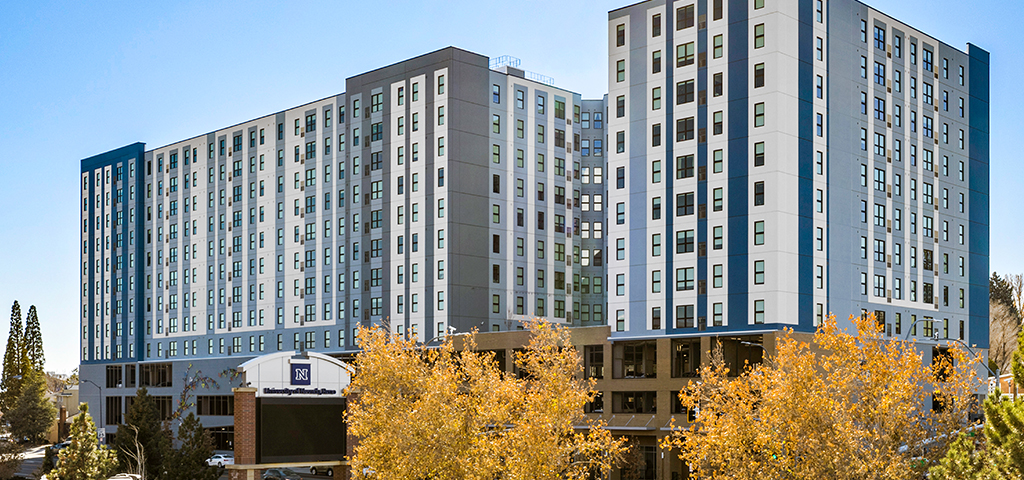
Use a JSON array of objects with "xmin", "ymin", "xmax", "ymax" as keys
[
  {"xmin": 50, "ymin": 403, "xmax": 119, "ymax": 480},
  {"xmin": 23, "ymin": 305, "xmax": 44, "ymax": 373},
  {"xmin": 346, "ymin": 320, "xmax": 626, "ymax": 480},
  {"xmin": 664, "ymin": 313, "xmax": 981, "ymax": 480},
  {"xmin": 0, "ymin": 301, "xmax": 25, "ymax": 413}
]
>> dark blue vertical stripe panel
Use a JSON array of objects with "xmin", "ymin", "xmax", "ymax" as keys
[
  {"xmin": 696, "ymin": 0, "xmax": 708, "ymax": 324},
  {"xmin": 967, "ymin": 44, "xmax": 990, "ymax": 349},
  {"xmin": 666, "ymin": 1, "xmax": 676, "ymax": 326},
  {"xmin": 727, "ymin": 0, "xmax": 749, "ymax": 327},
  {"xmin": 797, "ymin": 0, "xmax": 814, "ymax": 330}
]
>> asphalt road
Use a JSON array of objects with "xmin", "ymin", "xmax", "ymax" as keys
[
  {"xmin": 217, "ymin": 467, "xmax": 334, "ymax": 480},
  {"xmin": 17, "ymin": 444, "xmax": 46, "ymax": 479}
]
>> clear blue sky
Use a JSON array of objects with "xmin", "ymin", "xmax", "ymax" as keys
[{"xmin": 0, "ymin": 0, "xmax": 1019, "ymax": 374}]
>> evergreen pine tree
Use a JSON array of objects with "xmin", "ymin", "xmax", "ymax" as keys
[
  {"xmin": 163, "ymin": 412, "xmax": 219, "ymax": 480},
  {"xmin": 50, "ymin": 403, "xmax": 119, "ymax": 480},
  {"xmin": 935, "ymin": 330, "xmax": 1024, "ymax": 478},
  {"xmin": 114, "ymin": 387, "xmax": 171, "ymax": 477},
  {"xmin": 8, "ymin": 368, "xmax": 56, "ymax": 443},
  {"xmin": 981, "ymin": 329, "xmax": 1024, "ymax": 475},
  {"xmin": 22, "ymin": 305, "xmax": 44, "ymax": 373},
  {"xmin": 0, "ymin": 301, "xmax": 24, "ymax": 413}
]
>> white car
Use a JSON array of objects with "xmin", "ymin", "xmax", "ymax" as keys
[
  {"xmin": 107, "ymin": 475, "xmax": 142, "ymax": 480},
  {"xmin": 207, "ymin": 453, "xmax": 235, "ymax": 467},
  {"xmin": 310, "ymin": 466, "xmax": 334, "ymax": 477}
]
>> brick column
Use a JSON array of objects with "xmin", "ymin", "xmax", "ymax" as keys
[{"xmin": 230, "ymin": 387, "xmax": 258, "ymax": 480}]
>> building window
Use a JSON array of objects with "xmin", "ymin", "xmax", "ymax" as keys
[
  {"xmin": 753, "ymin": 260, "xmax": 765, "ymax": 285},
  {"xmin": 676, "ymin": 42, "xmax": 695, "ymax": 67},
  {"xmin": 754, "ymin": 103, "xmax": 765, "ymax": 127},
  {"xmin": 754, "ymin": 24, "xmax": 765, "ymax": 49},
  {"xmin": 753, "ymin": 300, "xmax": 765, "ymax": 324},
  {"xmin": 676, "ymin": 4, "xmax": 694, "ymax": 29}
]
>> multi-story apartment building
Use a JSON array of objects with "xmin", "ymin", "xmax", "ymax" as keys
[
  {"xmin": 80, "ymin": 0, "xmax": 987, "ymax": 477},
  {"xmin": 588, "ymin": 0, "xmax": 988, "ymax": 476},
  {"xmin": 80, "ymin": 47, "xmax": 606, "ymax": 445}
]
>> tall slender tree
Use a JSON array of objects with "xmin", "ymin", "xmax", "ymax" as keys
[
  {"xmin": 9, "ymin": 368, "xmax": 56, "ymax": 443},
  {"xmin": 163, "ymin": 412, "xmax": 219, "ymax": 480},
  {"xmin": 114, "ymin": 387, "xmax": 171, "ymax": 477},
  {"xmin": 0, "ymin": 301, "xmax": 24, "ymax": 413},
  {"xmin": 23, "ymin": 305, "xmax": 44, "ymax": 373}
]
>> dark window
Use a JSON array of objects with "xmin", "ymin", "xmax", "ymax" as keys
[
  {"xmin": 197, "ymin": 395, "xmax": 235, "ymax": 416},
  {"xmin": 616, "ymin": 167, "xmax": 625, "ymax": 189},
  {"xmin": 676, "ymin": 117, "xmax": 695, "ymax": 141},
  {"xmin": 106, "ymin": 396, "xmax": 122, "ymax": 425},
  {"xmin": 152, "ymin": 396, "xmax": 173, "ymax": 421},
  {"xmin": 676, "ymin": 80, "xmax": 695, "ymax": 104},
  {"xmin": 676, "ymin": 155, "xmax": 695, "ymax": 178},
  {"xmin": 754, "ymin": 181, "xmax": 765, "ymax": 206},
  {"xmin": 585, "ymin": 345, "xmax": 604, "ymax": 379},
  {"xmin": 671, "ymin": 338, "xmax": 701, "ymax": 377},
  {"xmin": 676, "ymin": 4, "xmax": 694, "ymax": 30},
  {"xmin": 676, "ymin": 193, "xmax": 695, "ymax": 216},
  {"xmin": 612, "ymin": 391, "xmax": 657, "ymax": 414},
  {"xmin": 675, "ymin": 304, "xmax": 695, "ymax": 328},
  {"xmin": 139, "ymin": 363, "xmax": 172, "ymax": 387},
  {"xmin": 613, "ymin": 341, "xmax": 657, "ymax": 378},
  {"xmin": 106, "ymin": 365, "xmax": 123, "ymax": 388}
]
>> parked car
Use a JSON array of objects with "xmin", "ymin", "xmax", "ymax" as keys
[
  {"xmin": 263, "ymin": 468, "xmax": 303, "ymax": 480},
  {"xmin": 206, "ymin": 453, "xmax": 235, "ymax": 467},
  {"xmin": 107, "ymin": 475, "xmax": 142, "ymax": 480},
  {"xmin": 309, "ymin": 466, "xmax": 334, "ymax": 477}
]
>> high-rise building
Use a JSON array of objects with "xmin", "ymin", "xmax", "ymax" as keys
[
  {"xmin": 605, "ymin": 0, "xmax": 987, "ymax": 342},
  {"xmin": 80, "ymin": 47, "xmax": 606, "ymax": 445},
  {"xmin": 80, "ymin": 0, "xmax": 988, "ymax": 473}
]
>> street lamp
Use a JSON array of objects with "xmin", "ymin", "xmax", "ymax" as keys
[
  {"xmin": 80, "ymin": 378, "xmax": 103, "ymax": 430},
  {"xmin": 932, "ymin": 335, "xmax": 999, "ymax": 379},
  {"xmin": 904, "ymin": 317, "xmax": 939, "ymax": 341},
  {"xmin": 422, "ymin": 326, "xmax": 469, "ymax": 346}
]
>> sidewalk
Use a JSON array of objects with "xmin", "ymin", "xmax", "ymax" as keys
[{"xmin": 16, "ymin": 444, "xmax": 47, "ymax": 479}]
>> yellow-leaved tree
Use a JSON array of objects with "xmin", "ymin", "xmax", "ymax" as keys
[
  {"xmin": 346, "ymin": 320, "xmax": 626, "ymax": 480},
  {"xmin": 663, "ymin": 314, "xmax": 981, "ymax": 480}
]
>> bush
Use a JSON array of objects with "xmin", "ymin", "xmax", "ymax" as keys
[{"xmin": 0, "ymin": 440, "xmax": 24, "ymax": 479}]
